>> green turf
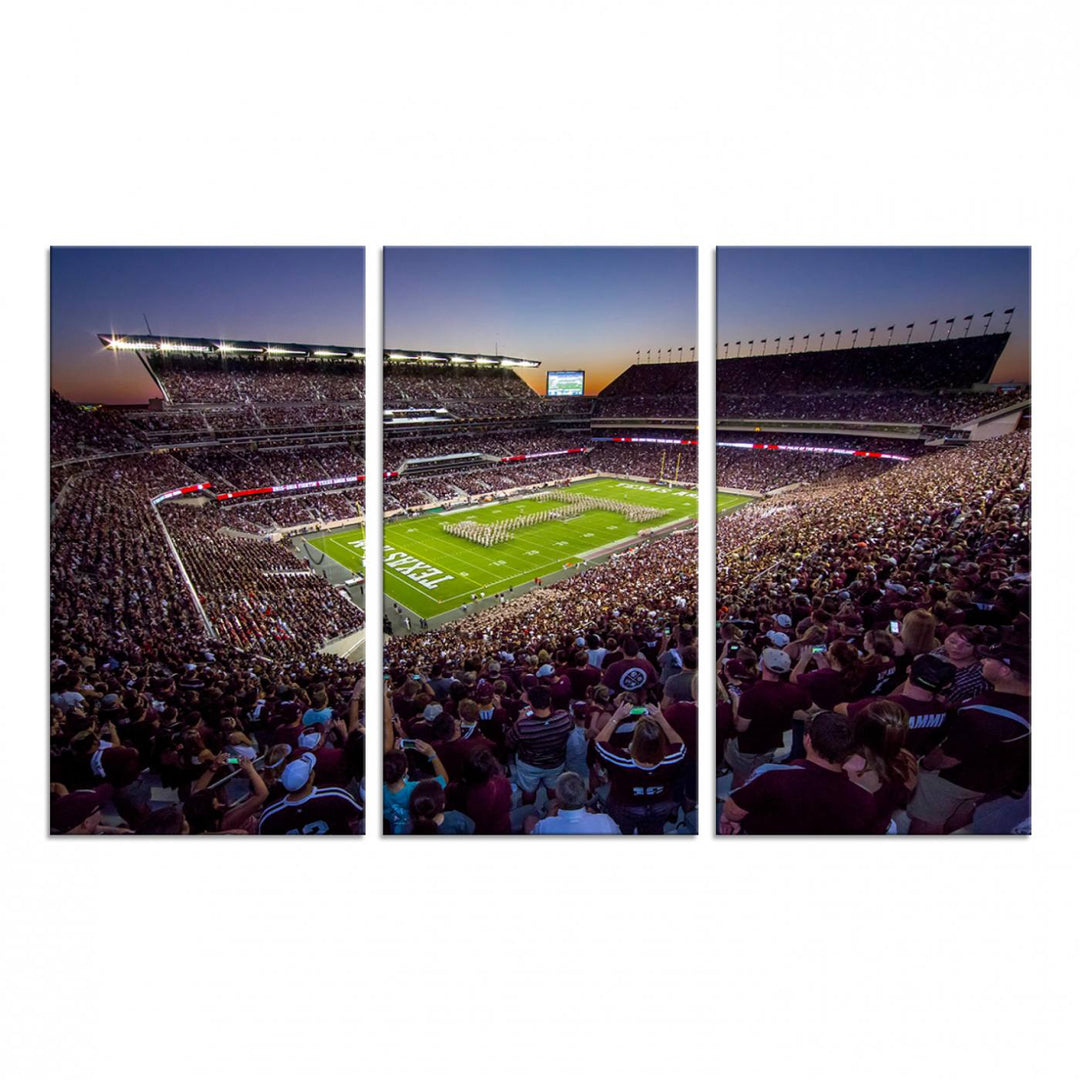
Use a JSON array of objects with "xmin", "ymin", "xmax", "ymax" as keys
[
  {"xmin": 309, "ymin": 478, "xmax": 719, "ymax": 619},
  {"xmin": 717, "ymin": 490, "xmax": 752, "ymax": 512}
]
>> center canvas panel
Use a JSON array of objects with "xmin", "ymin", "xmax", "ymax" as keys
[{"xmin": 375, "ymin": 247, "xmax": 699, "ymax": 836}]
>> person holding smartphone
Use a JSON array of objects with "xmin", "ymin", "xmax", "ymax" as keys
[
  {"xmin": 382, "ymin": 740, "xmax": 448, "ymax": 835},
  {"xmin": 591, "ymin": 701, "xmax": 687, "ymax": 834}
]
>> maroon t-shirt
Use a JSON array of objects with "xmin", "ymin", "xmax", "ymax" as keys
[
  {"xmin": 271, "ymin": 722, "xmax": 304, "ymax": 749},
  {"xmin": 735, "ymin": 680, "xmax": 812, "ymax": 754},
  {"xmin": 545, "ymin": 676, "xmax": 573, "ymax": 712},
  {"xmin": 456, "ymin": 776, "xmax": 512, "ymax": 834},
  {"xmin": 797, "ymin": 668, "xmax": 854, "ymax": 711},
  {"xmin": 847, "ymin": 693, "xmax": 954, "ymax": 756},
  {"xmin": 257, "ymin": 787, "xmax": 363, "ymax": 835},
  {"xmin": 601, "ymin": 656, "xmax": 659, "ymax": 694},
  {"xmin": 939, "ymin": 691, "xmax": 1031, "ymax": 794},
  {"xmin": 314, "ymin": 745, "xmax": 350, "ymax": 787},
  {"xmin": 561, "ymin": 664, "xmax": 602, "ymax": 698},
  {"xmin": 730, "ymin": 760, "xmax": 878, "ymax": 834},
  {"xmin": 430, "ymin": 732, "xmax": 498, "ymax": 783}
]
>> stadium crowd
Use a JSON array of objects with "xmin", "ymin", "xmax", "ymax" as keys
[
  {"xmin": 714, "ymin": 430, "xmax": 1030, "ymax": 835},
  {"xmin": 50, "ymin": 388, "xmax": 367, "ymax": 836},
  {"xmin": 383, "ymin": 527, "xmax": 699, "ymax": 835},
  {"xmin": 715, "ymin": 388, "xmax": 1027, "ymax": 425}
]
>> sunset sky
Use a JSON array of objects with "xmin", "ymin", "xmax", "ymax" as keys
[
  {"xmin": 716, "ymin": 247, "xmax": 1030, "ymax": 384},
  {"xmin": 51, "ymin": 247, "xmax": 365, "ymax": 404},
  {"xmin": 384, "ymin": 247, "xmax": 697, "ymax": 395}
]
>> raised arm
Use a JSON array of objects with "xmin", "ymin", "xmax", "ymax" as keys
[{"xmin": 220, "ymin": 757, "xmax": 269, "ymax": 832}]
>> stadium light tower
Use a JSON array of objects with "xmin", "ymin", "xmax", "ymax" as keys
[
  {"xmin": 788, "ymin": 335, "xmax": 794, "ymax": 352},
  {"xmin": 944, "ymin": 317, "xmax": 956, "ymax": 340},
  {"xmin": 819, "ymin": 332, "xmax": 825, "ymax": 351},
  {"xmin": 851, "ymin": 329, "xmax": 859, "ymax": 348},
  {"xmin": 802, "ymin": 334, "xmax": 809, "ymax": 351},
  {"xmin": 667, "ymin": 348, "xmax": 672, "ymax": 363},
  {"xmin": 962, "ymin": 314, "xmax": 974, "ymax": 337},
  {"xmin": 774, "ymin": 337, "xmax": 781, "ymax": 352},
  {"xmin": 834, "ymin": 330, "xmax": 842, "ymax": 350},
  {"xmin": 868, "ymin": 326, "xmax": 876, "ymax": 347},
  {"xmin": 690, "ymin": 346, "xmax": 695, "ymax": 363},
  {"xmin": 905, "ymin": 322, "xmax": 914, "ymax": 343},
  {"xmin": 735, "ymin": 341, "xmax": 741, "ymax": 356},
  {"xmin": 982, "ymin": 311, "xmax": 994, "ymax": 335},
  {"xmin": 748, "ymin": 339, "xmax": 754, "ymax": 355},
  {"xmin": 886, "ymin": 324, "xmax": 895, "ymax": 345},
  {"xmin": 928, "ymin": 319, "xmax": 939, "ymax": 342},
  {"xmin": 1003, "ymin": 307, "xmax": 1016, "ymax": 331}
]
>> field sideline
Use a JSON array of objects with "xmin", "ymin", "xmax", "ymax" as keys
[{"xmin": 310, "ymin": 478, "xmax": 743, "ymax": 620}]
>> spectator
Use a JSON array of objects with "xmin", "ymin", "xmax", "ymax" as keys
[
  {"xmin": 529, "ymin": 772, "xmax": 620, "ymax": 835},
  {"xmin": 720, "ymin": 712, "xmax": 878, "ymax": 835}
]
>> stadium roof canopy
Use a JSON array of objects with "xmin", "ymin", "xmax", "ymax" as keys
[
  {"xmin": 99, "ymin": 334, "xmax": 365, "ymax": 360},
  {"xmin": 384, "ymin": 349, "xmax": 539, "ymax": 369}
]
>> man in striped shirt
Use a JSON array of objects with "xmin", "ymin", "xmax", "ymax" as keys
[{"xmin": 506, "ymin": 686, "xmax": 573, "ymax": 805}]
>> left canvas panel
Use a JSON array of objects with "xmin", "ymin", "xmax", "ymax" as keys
[{"xmin": 49, "ymin": 247, "xmax": 367, "ymax": 836}]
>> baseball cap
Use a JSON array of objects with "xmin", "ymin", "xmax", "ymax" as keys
[
  {"xmin": 978, "ymin": 643, "xmax": 1031, "ymax": 679},
  {"xmin": 908, "ymin": 654, "xmax": 957, "ymax": 693},
  {"xmin": 765, "ymin": 630, "xmax": 790, "ymax": 648},
  {"xmin": 761, "ymin": 648, "xmax": 792, "ymax": 675},
  {"xmin": 422, "ymin": 703, "xmax": 444, "ymax": 721},
  {"xmin": 281, "ymin": 752, "xmax": 317, "ymax": 792},
  {"xmin": 101, "ymin": 693, "xmax": 120, "ymax": 707},
  {"xmin": 297, "ymin": 724, "xmax": 325, "ymax": 749},
  {"xmin": 537, "ymin": 664, "xmax": 555, "ymax": 677},
  {"xmin": 884, "ymin": 581, "xmax": 908, "ymax": 595},
  {"xmin": 772, "ymin": 613, "xmax": 792, "ymax": 629}
]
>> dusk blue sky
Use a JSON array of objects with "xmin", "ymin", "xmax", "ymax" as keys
[
  {"xmin": 51, "ymin": 247, "xmax": 365, "ymax": 404},
  {"xmin": 716, "ymin": 247, "xmax": 1030, "ymax": 383},
  {"xmin": 384, "ymin": 247, "xmax": 697, "ymax": 394}
]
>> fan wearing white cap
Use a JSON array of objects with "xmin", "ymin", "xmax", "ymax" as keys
[
  {"xmin": 722, "ymin": 648, "xmax": 813, "ymax": 789},
  {"xmin": 258, "ymin": 750, "xmax": 363, "ymax": 835}
]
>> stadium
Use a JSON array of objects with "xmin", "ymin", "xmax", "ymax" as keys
[
  {"xmin": 50, "ymin": 332, "xmax": 368, "ymax": 835},
  {"xmin": 369, "ymin": 340, "xmax": 702, "ymax": 836},
  {"xmin": 710, "ymin": 313, "xmax": 1031, "ymax": 836}
]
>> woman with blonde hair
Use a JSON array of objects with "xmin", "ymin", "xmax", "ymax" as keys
[
  {"xmin": 843, "ymin": 699, "xmax": 918, "ymax": 833},
  {"xmin": 900, "ymin": 608, "xmax": 938, "ymax": 657}
]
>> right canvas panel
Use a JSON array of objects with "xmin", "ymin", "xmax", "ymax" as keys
[{"xmin": 715, "ymin": 247, "xmax": 1031, "ymax": 836}]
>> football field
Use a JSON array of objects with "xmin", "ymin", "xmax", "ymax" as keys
[{"xmin": 309, "ymin": 478, "xmax": 728, "ymax": 620}]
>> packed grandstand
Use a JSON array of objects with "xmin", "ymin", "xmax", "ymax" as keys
[
  {"xmin": 49, "ymin": 328, "xmax": 1029, "ymax": 837},
  {"xmin": 380, "ymin": 351, "xmax": 701, "ymax": 835},
  {"xmin": 711, "ymin": 333, "xmax": 1031, "ymax": 835},
  {"xmin": 50, "ymin": 337, "xmax": 368, "ymax": 836}
]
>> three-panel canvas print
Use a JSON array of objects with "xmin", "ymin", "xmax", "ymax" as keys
[{"xmin": 48, "ymin": 245, "xmax": 1030, "ymax": 837}]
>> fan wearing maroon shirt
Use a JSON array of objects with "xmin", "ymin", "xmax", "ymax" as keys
[
  {"xmin": 449, "ymin": 747, "xmax": 512, "ymax": 834},
  {"xmin": 559, "ymin": 652, "xmax": 603, "ymax": 699},
  {"xmin": 839, "ymin": 654, "xmax": 957, "ymax": 758},
  {"xmin": 428, "ymin": 704, "xmax": 498, "ymax": 783},
  {"xmin": 601, "ymin": 637, "xmax": 658, "ymax": 695},
  {"xmin": 724, "ymin": 648, "xmax": 812, "ymax": 788},
  {"xmin": 720, "ymin": 711, "xmax": 877, "ymax": 835},
  {"xmin": 662, "ymin": 682, "xmax": 698, "ymax": 806},
  {"xmin": 908, "ymin": 645, "xmax": 1030, "ymax": 834},
  {"xmin": 258, "ymin": 751, "xmax": 363, "ymax": 835},
  {"xmin": 592, "ymin": 701, "xmax": 687, "ymax": 834}
]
